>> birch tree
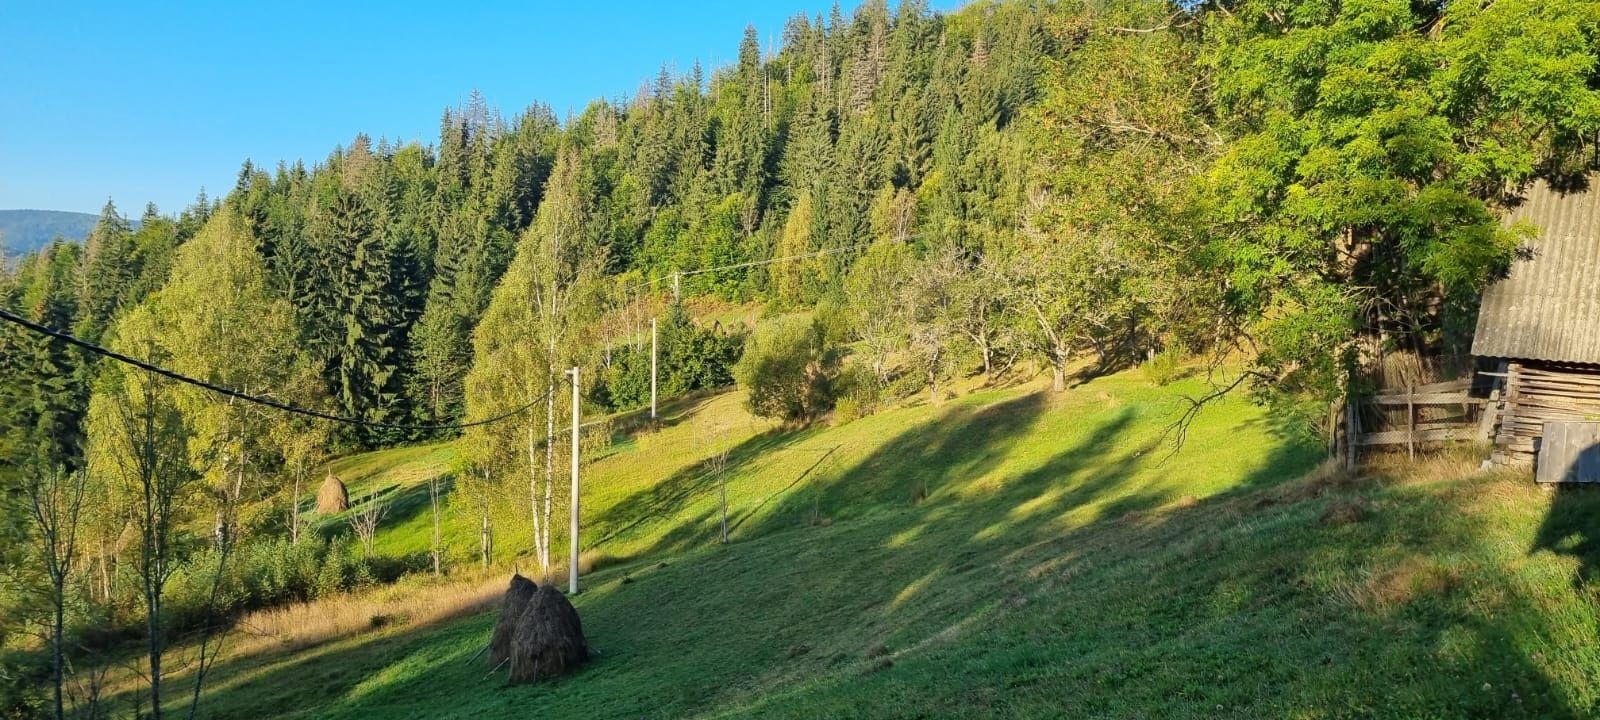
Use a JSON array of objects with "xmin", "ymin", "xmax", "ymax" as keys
[
  {"xmin": 85, "ymin": 349, "xmax": 197, "ymax": 720},
  {"xmin": 465, "ymin": 146, "xmax": 605, "ymax": 579}
]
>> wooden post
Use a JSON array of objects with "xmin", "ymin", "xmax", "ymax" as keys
[
  {"xmin": 1407, "ymin": 385, "xmax": 1416, "ymax": 460},
  {"xmin": 1345, "ymin": 397, "xmax": 1359, "ymax": 470},
  {"xmin": 1326, "ymin": 399, "xmax": 1340, "ymax": 460}
]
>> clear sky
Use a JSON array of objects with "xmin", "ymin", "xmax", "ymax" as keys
[{"xmin": 0, "ymin": 0, "xmax": 927, "ymax": 216}]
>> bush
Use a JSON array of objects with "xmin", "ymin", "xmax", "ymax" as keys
[
  {"xmin": 1140, "ymin": 347, "xmax": 1190, "ymax": 386},
  {"xmin": 161, "ymin": 538, "xmax": 374, "ymax": 636},
  {"xmin": 832, "ymin": 365, "xmax": 880, "ymax": 424},
  {"xmin": 735, "ymin": 316, "xmax": 840, "ymax": 422}
]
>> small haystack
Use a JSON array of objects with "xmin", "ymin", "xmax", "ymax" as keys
[
  {"xmin": 488, "ymin": 574, "xmax": 538, "ymax": 667},
  {"xmin": 507, "ymin": 585, "xmax": 588, "ymax": 684},
  {"xmin": 316, "ymin": 474, "xmax": 349, "ymax": 514}
]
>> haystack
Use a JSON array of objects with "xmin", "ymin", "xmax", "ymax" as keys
[
  {"xmin": 508, "ymin": 585, "xmax": 588, "ymax": 684},
  {"xmin": 316, "ymin": 474, "xmax": 349, "ymax": 514},
  {"xmin": 488, "ymin": 574, "xmax": 538, "ymax": 667}
]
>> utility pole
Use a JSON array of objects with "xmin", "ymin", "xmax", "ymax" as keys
[
  {"xmin": 567, "ymin": 366, "xmax": 581, "ymax": 594},
  {"xmin": 672, "ymin": 272, "xmax": 681, "ymax": 304},
  {"xmin": 650, "ymin": 318, "xmax": 658, "ymax": 420}
]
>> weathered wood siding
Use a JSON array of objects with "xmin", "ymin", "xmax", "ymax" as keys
[
  {"xmin": 1537, "ymin": 421, "xmax": 1600, "ymax": 483},
  {"xmin": 1487, "ymin": 362, "xmax": 1600, "ymax": 467}
]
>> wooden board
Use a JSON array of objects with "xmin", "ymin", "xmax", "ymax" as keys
[
  {"xmin": 1368, "ymin": 392, "xmax": 1473, "ymax": 406},
  {"xmin": 1537, "ymin": 421, "xmax": 1600, "ymax": 484},
  {"xmin": 1358, "ymin": 428, "xmax": 1473, "ymax": 446}
]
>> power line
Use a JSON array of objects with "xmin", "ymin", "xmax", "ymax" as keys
[{"xmin": 0, "ymin": 306, "xmax": 551, "ymax": 431}]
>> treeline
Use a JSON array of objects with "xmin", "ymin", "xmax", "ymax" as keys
[{"xmin": 5, "ymin": 0, "xmax": 1600, "ymax": 716}]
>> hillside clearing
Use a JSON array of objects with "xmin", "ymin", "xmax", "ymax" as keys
[{"xmin": 115, "ymin": 367, "xmax": 1600, "ymax": 719}]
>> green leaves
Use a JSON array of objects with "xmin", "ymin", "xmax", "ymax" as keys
[{"xmin": 1196, "ymin": 0, "xmax": 1600, "ymax": 405}]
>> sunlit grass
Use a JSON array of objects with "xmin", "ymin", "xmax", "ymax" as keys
[{"xmin": 130, "ymin": 364, "xmax": 1600, "ymax": 718}]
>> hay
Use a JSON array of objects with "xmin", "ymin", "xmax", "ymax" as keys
[
  {"xmin": 507, "ymin": 585, "xmax": 588, "ymax": 684},
  {"xmin": 316, "ymin": 474, "xmax": 349, "ymax": 514},
  {"xmin": 488, "ymin": 574, "xmax": 538, "ymax": 667}
]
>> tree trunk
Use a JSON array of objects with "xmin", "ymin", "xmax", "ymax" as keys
[
  {"xmin": 525, "ymin": 408, "xmax": 544, "ymax": 576},
  {"xmin": 147, "ymin": 591, "xmax": 162, "ymax": 719},
  {"xmin": 51, "ymin": 595, "xmax": 64, "ymax": 720},
  {"xmin": 430, "ymin": 478, "xmax": 442, "ymax": 576},
  {"xmin": 480, "ymin": 514, "xmax": 491, "ymax": 569},
  {"xmin": 542, "ymin": 372, "xmax": 556, "ymax": 578},
  {"xmin": 289, "ymin": 463, "xmax": 303, "ymax": 546}
]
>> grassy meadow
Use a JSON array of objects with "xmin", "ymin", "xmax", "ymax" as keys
[{"xmin": 114, "ymin": 366, "xmax": 1600, "ymax": 718}]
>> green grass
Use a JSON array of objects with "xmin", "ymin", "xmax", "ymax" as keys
[
  {"xmin": 168, "ymin": 368, "xmax": 1600, "ymax": 718},
  {"xmin": 307, "ymin": 441, "xmax": 459, "ymax": 559}
]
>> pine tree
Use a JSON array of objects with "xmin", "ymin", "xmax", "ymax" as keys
[
  {"xmin": 74, "ymin": 200, "xmax": 136, "ymax": 342},
  {"xmin": 312, "ymin": 186, "xmax": 404, "ymax": 443}
]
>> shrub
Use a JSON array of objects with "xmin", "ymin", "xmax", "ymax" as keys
[
  {"xmin": 1140, "ymin": 347, "xmax": 1189, "ymax": 386},
  {"xmin": 160, "ymin": 538, "xmax": 374, "ymax": 637},
  {"xmin": 832, "ymin": 365, "xmax": 880, "ymax": 424},
  {"xmin": 735, "ymin": 316, "xmax": 840, "ymax": 422}
]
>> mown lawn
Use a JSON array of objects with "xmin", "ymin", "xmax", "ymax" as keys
[{"xmin": 167, "ymin": 367, "xmax": 1600, "ymax": 718}]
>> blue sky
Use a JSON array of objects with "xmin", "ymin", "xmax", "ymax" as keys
[{"xmin": 0, "ymin": 0, "xmax": 950, "ymax": 216}]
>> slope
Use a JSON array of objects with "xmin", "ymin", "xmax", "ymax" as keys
[{"xmin": 157, "ymin": 368, "xmax": 1600, "ymax": 718}]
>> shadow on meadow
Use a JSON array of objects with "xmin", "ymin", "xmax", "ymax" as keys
[
  {"xmin": 1532, "ymin": 479, "xmax": 1600, "ymax": 585},
  {"xmin": 133, "ymin": 386, "xmax": 1600, "ymax": 718}
]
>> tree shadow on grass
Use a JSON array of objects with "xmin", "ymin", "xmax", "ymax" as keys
[
  {"xmin": 138, "ymin": 387, "xmax": 1596, "ymax": 719},
  {"xmin": 586, "ymin": 424, "xmax": 822, "ymax": 559},
  {"xmin": 1532, "ymin": 479, "xmax": 1600, "ymax": 586}
]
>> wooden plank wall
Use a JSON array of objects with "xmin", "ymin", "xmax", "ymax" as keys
[
  {"xmin": 1536, "ymin": 421, "xmax": 1600, "ymax": 483},
  {"xmin": 1488, "ymin": 362, "xmax": 1600, "ymax": 467}
]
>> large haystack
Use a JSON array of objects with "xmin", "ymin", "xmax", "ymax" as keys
[
  {"xmin": 488, "ymin": 574, "xmax": 538, "ymax": 667},
  {"xmin": 508, "ymin": 585, "xmax": 588, "ymax": 684},
  {"xmin": 316, "ymin": 474, "xmax": 349, "ymax": 514}
]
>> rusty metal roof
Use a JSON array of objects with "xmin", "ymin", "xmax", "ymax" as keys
[{"xmin": 1473, "ymin": 177, "xmax": 1600, "ymax": 364}]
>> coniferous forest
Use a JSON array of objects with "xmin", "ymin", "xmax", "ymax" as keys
[{"xmin": 4, "ymin": 0, "xmax": 1600, "ymax": 717}]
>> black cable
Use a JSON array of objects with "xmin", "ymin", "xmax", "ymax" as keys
[{"xmin": 0, "ymin": 306, "xmax": 552, "ymax": 431}]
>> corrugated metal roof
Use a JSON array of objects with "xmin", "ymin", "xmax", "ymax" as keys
[{"xmin": 1472, "ymin": 178, "xmax": 1600, "ymax": 364}]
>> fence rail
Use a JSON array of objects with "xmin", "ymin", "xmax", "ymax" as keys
[{"xmin": 1333, "ymin": 378, "xmax": 1488, "ymax": 467}]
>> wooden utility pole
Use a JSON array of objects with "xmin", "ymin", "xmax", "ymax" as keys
[
  {"xmin": 672, "ymin": 272, "xmax": 681, "ymax": 303},
  {"xmin": 651, "ymin": 318, "xmax": 658, "ymax": 420},
  {"xmin": 567, "ymin": 366, "xmax": 581, "ymax": 594}
]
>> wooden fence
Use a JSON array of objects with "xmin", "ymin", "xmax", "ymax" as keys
[{"xmin": 1332, "ymin": 378, "xmax": 1487, "ymax": 469}]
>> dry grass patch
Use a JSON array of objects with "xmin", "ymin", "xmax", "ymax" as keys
[
  {"xmin": 1340, "ymin": 557, "xmax": 1467, "ymax": 614},
  {"xmin": 230, "ymin": 572, "xmax": 504, "ymax": 658}
]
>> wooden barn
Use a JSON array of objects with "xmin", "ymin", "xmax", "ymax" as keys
[{"xmin": 1473, "ymin": 177, "xmax": 1600, "ymax": 480}]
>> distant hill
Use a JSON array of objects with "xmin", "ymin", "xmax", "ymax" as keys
[{"xmin": 0, "ymin": 209, "xmax": 102, "ymax": 256}]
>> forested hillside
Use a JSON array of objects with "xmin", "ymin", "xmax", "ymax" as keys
[
  {"xmin": 0, "ymin": 210, "xmax": 115, "ymax": 256},
  {"xmin": 3, "ymin": 0, "xmax": 1599, "ymax": 717}
]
